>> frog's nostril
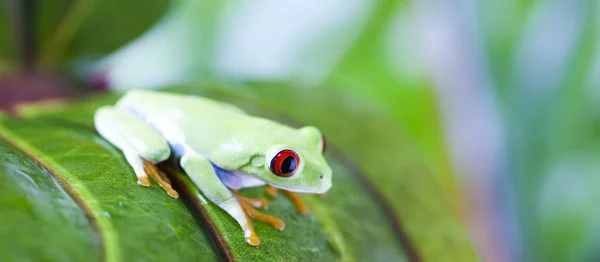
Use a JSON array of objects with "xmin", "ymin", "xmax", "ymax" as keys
[{"xmin": 318, "ymin": 174, "xmax": 324, "ymax": 179}]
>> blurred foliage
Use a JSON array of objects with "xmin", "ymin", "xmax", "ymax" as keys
[
  {"xmin": 0, "ymin": 3, "xmax": 15, "ymax": 69},
  {"xmin": 41, "ymin": 0, "xmax": 169, "ymax": 65},
  {"xmin": 480, "ymin": 1, "xmax": 599, "ymax": 261},
  {"xmin": 0, "ymin": 0, "xmax": 168, "ymax": 68},
  {"xmin": 322, "ymin": 0, "xmax": 457, "ymax": 210}
]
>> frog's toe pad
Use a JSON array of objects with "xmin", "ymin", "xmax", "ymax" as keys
[
  {"xmin": 245, "ymin": 231, "xmax": 261, "ymax": 246},
  {"xmin": 246, "ymin": 197, "xmax": 268, "ymax": 209},
  {"xmin": 137, "ymin": 177, "xmax": 151, "ymax": 187},
  {"xmin": 165, "ymin": 189, "xmax": 179, "ymax": 199},
  {"xmin": 276, "ymin": 223, "xmax": 285, "ymax": 231}
]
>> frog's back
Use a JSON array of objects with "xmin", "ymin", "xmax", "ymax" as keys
[
  {"xmin": 114, "ymin": 90, "xmax": 298, "ymax": 168},
  {"xmin": 117, "ymin": 89, "xmax": 245, "ymax": 118}
]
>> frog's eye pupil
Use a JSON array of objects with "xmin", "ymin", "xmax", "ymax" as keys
[
  {"xmin": 281, "ymin": 156, "xmax": 297, "ymax": 173},
  {"xmin": 270, "ymin": 149, "xmax": 299, "ymax": 177}
]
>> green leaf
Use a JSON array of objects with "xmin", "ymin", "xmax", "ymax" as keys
[
  {"xmin": 4, "ymin": 84, "xmax": 477, "ymax": 261},
  {"xmin": 0, "ymin": 140, "xmax": 100, "ymax": 261},
  {"xmin": 0, "ymin": 116, "xmax": 219, "ymax": 262}
]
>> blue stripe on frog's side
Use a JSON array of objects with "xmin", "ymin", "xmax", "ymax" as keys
[{"xmin": 211, "ymin": 164, "xmax": 266, "ymax": 190}]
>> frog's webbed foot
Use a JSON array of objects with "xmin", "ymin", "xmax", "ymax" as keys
[
  {"xmin": 235, "ymin": 194, "xmax": 269, "ymax": 209},
  {"xmin": 230, "ymin": 189, "xmax": 285, "ymax": 231},
  {"xmin": 265, "ymin": 185, "xmax": 309, "ymax": 215},
  {"xmin": 142, "ymin": 159, "xmax": 179, "ymax": 199}
]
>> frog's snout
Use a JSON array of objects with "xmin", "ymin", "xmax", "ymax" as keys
[{"xmin": 318, "ymin": 173, "xmax": 332, "ymax": 193}]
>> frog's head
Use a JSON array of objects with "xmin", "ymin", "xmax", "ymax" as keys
[{"xmin": 244, "ymin": 126, "xmax": 332, "ymax": 194}]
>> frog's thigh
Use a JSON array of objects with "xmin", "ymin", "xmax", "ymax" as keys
[
  {"xmin": 94, "ymin": 106, "xmax": 171, "ymax": 163},
  {"xmin": 180, "ymin": 155, "xmax": 259, "ymax": 245},
  {"xmin": 95, "ymin": 106, "xmax": 171, "ymax": 185}
]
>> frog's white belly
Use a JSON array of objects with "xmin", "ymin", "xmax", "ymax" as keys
[{"xmin": 120, "ymin": 103, "xmax": 266, "ymax": 190}]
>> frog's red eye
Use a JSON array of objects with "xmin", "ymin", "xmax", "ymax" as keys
[
  {"xmin": 270, "ymin": 149, "xmax": 300, "ymax": 177},
  {"xmin": 321, "ymin": 135, "xmax": 327, "ymax": 153}
]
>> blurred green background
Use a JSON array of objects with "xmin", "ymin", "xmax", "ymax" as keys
[{"xmin": 1, "ymin": 0, "xmax": 599, "ymax": 261}]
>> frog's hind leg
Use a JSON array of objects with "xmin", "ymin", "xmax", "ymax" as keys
[
  {"xmin": 234, "ymin": 193, "xmax": 268, "ymax": 209},
  {"xmin": 265, "ymin": 185, "xmax": 309, "ymax": 214},
  {"xmin": 95, "ymin": 106, "xmax": 178, "ymax": 198},
  {"xmin": 230, "ymin": 190, "xmax": 285, "ymax": 230},
  {"xmin": 142, "ymin": 159, "xmax": 178, "ymax": 198}
]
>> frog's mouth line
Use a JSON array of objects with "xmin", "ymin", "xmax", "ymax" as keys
[
  {"xmin": 226, "ymin": 169, "xmax": 329, "ymax": 194},
  {"xmin": 249, "ymin": 176, "xmax": 330, "ymax": 194}
]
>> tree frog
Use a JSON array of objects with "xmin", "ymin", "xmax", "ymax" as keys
[{"xmin": 94, "ymin": 89, "xmax": 332, "ymax": 246}]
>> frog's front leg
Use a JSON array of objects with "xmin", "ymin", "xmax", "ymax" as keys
[
  {"xmin": 94, "ymin": 106, "xmax": 178, "ymax": 198},
  {"xmin": 180, "ymin": 155, "xmax": 261, "ymax": 246}
]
